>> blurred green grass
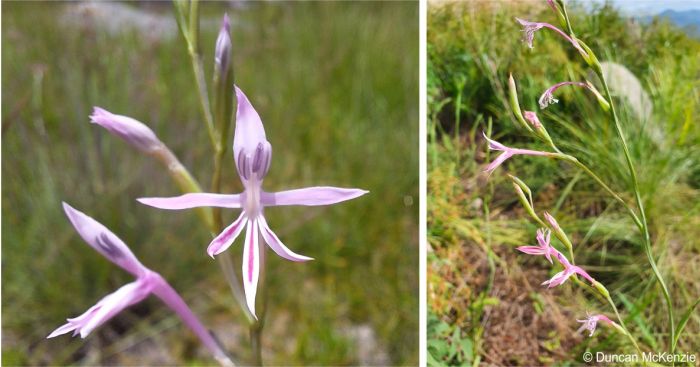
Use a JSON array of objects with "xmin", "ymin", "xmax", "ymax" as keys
[
  {"xmin": 2, "ymin": 1, "xmax": 418, "ymax": 365},
  {"xmin": 428, "ymin": 1, "xmax": 699, "ymax": 365}
]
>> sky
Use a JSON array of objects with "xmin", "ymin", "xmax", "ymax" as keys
[{"xmin": 588, "ymin": 0, "xmax": 700, "ymax": 15}]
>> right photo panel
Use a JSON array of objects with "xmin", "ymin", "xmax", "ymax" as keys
[{"xmin": 427, "ymin": 1, "xmax": 700, "ymax": 366}]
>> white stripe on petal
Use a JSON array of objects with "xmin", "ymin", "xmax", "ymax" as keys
[{"xmin": 241, "ymin": 219, "xmax": 260, "ymax": 319}]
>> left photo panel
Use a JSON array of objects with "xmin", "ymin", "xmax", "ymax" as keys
[{"xmin": 1, "ymin": 2, "xmax": 419, "ymax": 365}]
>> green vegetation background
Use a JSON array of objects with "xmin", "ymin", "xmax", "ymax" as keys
[
  {"xmin": 428, "ymin": 1, "xmax": 699, "ymax": 366},
  {"xmin": 2, "ymin": 2, "xmax": 418, "ymax": 365}
]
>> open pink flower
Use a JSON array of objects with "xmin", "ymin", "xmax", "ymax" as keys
[
  {"xmin": 483, "ymin": 132, "xmax": 551, "ymax": 174},
  {"xmin": 515, "ymin": 18, "xmax": 586, "ymax": 56},
  {"xmin": 517, "ymin": 228, "xmax": 557, "ymax": 264},
  {"xmin": 538, "ymin": 81, "xmax": 589, "ymax": 109},
  {"xmin": 48, "ymin": 204, "xmax": 231, "ymax": 365},
  {"xmin": 542, "ymin": 252, "xmax": 596, "ymax": 288},
  {"xmin": 577, "ymin": 313, "xmax": 616, "ymax": 337},
  {"xmin": 138, "ymin": 86, "xmax": 368, "ymax": 318}
]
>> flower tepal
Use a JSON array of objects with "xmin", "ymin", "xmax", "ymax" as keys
[
  {"xmin": 577, "ymin": 313, "xmax": 615, "ymax": 337},
  {"xmin": 542, "ymin": 252, "xmax": 596, "ymax": 288},
  {"xmin": 138, "ymin": 86, "xmax": 369, "ymax": 318},
  {"xmin": 517, "ymin": 228, "xmax": 557, "ymax": 264},
  {"xmin": 482, "ymin": 132, "xmax": 551, "ymax": 174}
]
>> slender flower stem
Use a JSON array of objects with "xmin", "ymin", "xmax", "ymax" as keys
[
  {"xmin": 556, "ymin": 0, "xmax": 674, "ymax": 352},
  {"xmin": 250, "ymin": 237, "xmax": 267, "ymax": 366},
  {"xmin": 597, "ymin": 71, "xmax": 675, "ymax": 352},
  {"xmin": 603, "ymin": 293, "xmax": 643, "ymax": 356},
  {"xmin": 173, "ymin": 0, "xmax": 255, "ymax": 330},
  {"xmin": 182, "ymin": 0, "xmax": 219, "ymax": 150},
  {"xmin": 152, "ymin": 276, "xmax": 235, "ymax": 366}
]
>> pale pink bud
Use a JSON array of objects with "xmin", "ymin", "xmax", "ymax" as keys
[{"xmin": 89, "ymin": 107, "xmax": 162, "ymax": 152}]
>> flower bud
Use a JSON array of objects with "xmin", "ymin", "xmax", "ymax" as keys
[
  {"xmin": 89, "ymin": 107, "xmax": 162, "ymax": 153},
  {"xmin": 508, "ymin": 175, "xmax": 537, "ymax": 221},
  {"xmin": 508, "ymin": 74, "xmax": 532, "ymax": 132},
  {"xmin": 544, "ymin": 211, "xmax": 574, "ymax": 252},
  {"xmin": 213, "ymin": 14, "xmax": 234, "ymax": 145},
  {"xmin": 214, "ymin": 14, "xmax": 232, "ymax": 79},
  {"xmin": 523, "ymin": 111, "xmax": 555, "ymax": 146}
]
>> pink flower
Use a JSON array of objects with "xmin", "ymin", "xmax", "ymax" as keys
[
  {"xmin": 89, "ymin": 107, "xmax": 162, "ymax": 153},
  {"xmin": 515, "ymin": 18, "xmax": 586, "ymax": 56},
  {"xmin": 577, "ymin": 313, "xmax": 615, "ymax": 337},
  {"xmin": 48, "ymin": 204, "xmax": 231, "ymax": 365},
  {"xmin": 523, "ymin": 110, "xmax": 542, "ymax": 129},
  {"xmin": 483, "ymin": 132, "xmax": 551, "ymax": 174},
  {"xmin": 138, "ymin": 86, "xmax": 368, "ymax": 318},
  {"xmin": 517, "ymin": 228, "xmax": 557, "ymax": 264},
  {"xmin": 538, "ymin": 81, "xmax": 588, "ymax": 109},
  {"xmin": 543, "ymin": 211, "xmax": 560, "ymax": 231},
  {"xmin": 542, "ymin": 252, "xmax": 596, "ymax": 288}
]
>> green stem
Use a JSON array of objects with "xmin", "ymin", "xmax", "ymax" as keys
[
  {"xmin": 596, "ymin": 69, "xmax": 675, "ymax": 353},
  {"xmin": 174, "ymin": 0, "xmax": 254, "ymax": 329},
  {"xmin": 182, "ymin": 0, "xmax": 219, "ymax": 150},
  {"xmin": 250, "ymin": 237, "xmax": 267, "ymax": 366},
  {"xmin": 604, "ymin": 293, "xmax": 644, "ymax": 357}
]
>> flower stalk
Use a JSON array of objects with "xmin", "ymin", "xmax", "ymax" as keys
[
  {"xmin": 499, "ymin": 1, "xmax": 678, "ymax": 355},
  {"xmin": 557, "ymin": 0, "xmax": 675, "ymax": 351}
]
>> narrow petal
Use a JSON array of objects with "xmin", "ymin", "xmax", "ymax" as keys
[
  {"xmin": 207, "ymin": 212, "xmax": 248, "ymax": 257},
  {"xmin": 484, "ymin": 152, "xmax": 512, "ymax": 174},
  {"xmin": 262, "ymin": 187, "xmax": 368, "ymax": 207},
  {"xmin": 241, "ymin": 219, "xmax": 260, "ymax": 318},
  {"xmin": 137, "ymin": 193, "xmax": 242, "ymax": 210},
  {"xmin": 62, "ymin": 202, "xmax": 145, "ymax": 276},
  {"xmin": 233, "ymin": 86, "xmax": 268, "ymax": 163},
  {"xmin": 49, "ymin": 279, "xmax": 153, "ymax": 339},
  {"xmin": 576, "ymin": 322, "xmax": 589, "ymax": 335},
  {"xmin": 542, "ymin": 270, "xmax": 570, "ymax": 288},
  {"xmin": 258, "ymin": 215, "xmax": 313, "ymax": 262},
  {"xmin": 79, "ymin": 280, "xmax": 153, "ymax": 338},
  {"xmin": 47, "ymin": 322, "xmax": 78, "ymax": 338},
  {"xmin": 516, "ymin": 246, "xmax": 546, "ymax": 256},
  {"xmin": 482, "ymin": 132, "xmax": 507, "ymax": 151}
]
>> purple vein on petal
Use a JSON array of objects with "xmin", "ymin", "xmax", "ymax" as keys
[{"xmin": 207, "ymin": 212, "xmax": 248, "ymax": 258}]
